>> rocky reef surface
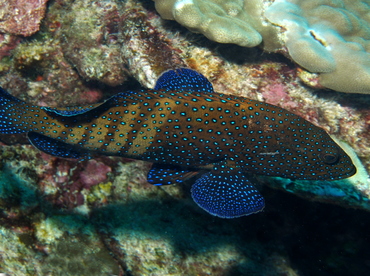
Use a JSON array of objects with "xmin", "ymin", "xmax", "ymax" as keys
[
  {"xmin": 0, "ymin": 0, "xmax": 370, "ymax": 275},
  {"xmin": 154, "ymin": 0, "xmax": 370, "ymax": 94}
]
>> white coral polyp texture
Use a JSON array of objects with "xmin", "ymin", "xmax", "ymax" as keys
[
  {"xmin": 154, "ymin": 0, "xmax": 263, "ymax": 47},
  {"xmin": 265, "ymin": 0, "xmax": 370, "ymax": 93}
]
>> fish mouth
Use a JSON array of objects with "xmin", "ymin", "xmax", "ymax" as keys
[
  {"xmin": 329, "ymin": 164, "xmax": 357, "ymax": 180},
  {"xmin": 346, "ymin": 164, "xmax": 357, "ymax": 178}
]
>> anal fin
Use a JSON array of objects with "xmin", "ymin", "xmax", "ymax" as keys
[{"xmin": 28, "ymin": 132, "xmax": 88, "ymax": 159}]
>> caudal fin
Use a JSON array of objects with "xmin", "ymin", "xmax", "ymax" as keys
[{"xmin": 0, "ymin": 87, "xmax": 26, "ymax": 134}]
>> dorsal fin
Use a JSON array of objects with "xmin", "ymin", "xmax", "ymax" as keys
[
  {"xmin": 154, "ymin": 68, "xmax": 214, "ymax": 93},
  {"xmin": 41, "ymin": 102, "xmax": 105, "ymax": 117}
]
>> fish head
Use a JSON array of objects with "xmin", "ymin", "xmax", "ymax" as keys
[
  {"xmin": 278, "ymin": 129, "xmax": 356, "ymax": 180},
  {"xmin": 240, "ymin": 126, "xmax": 357, "ymax": 180}
]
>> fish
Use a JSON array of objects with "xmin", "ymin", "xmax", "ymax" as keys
[{"xmin": 0, "ymin": 68, "xmax": 356, "ymax": 218}]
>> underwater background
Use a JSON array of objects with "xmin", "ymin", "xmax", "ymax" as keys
[{"xmin": 0, "ymin": 0, "xmax": 370, "ymax": 275}]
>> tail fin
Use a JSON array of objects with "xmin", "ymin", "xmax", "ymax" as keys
[{"xmin": 0, "ymin": 87, "xmax": 27, "ymax": 134}]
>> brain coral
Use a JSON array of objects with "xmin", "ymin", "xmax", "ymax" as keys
[{"xmin": 154, "ymin": 0, "xmax": 370, "ymax": 94}]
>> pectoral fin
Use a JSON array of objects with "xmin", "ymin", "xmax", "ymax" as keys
[{"xmin": 147, "ymin": 164, "xmax": 199, "ymax": 185}]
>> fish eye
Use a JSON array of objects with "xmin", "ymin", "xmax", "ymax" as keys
[{"xmin": 320, "ymin": 153, "xmax": 340, "ymax": 165}]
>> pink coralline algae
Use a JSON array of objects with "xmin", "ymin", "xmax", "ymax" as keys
[
  {"xmin": 0, "ymin": 0, "xmax": 49, "ymax": 37},
  {"xmin": 78, "ymin": 89, "xmax": 104, "ymax": 105},
  {"xmin": 36, "ymin": 155, "xmax": 114, "ymax": 209},
  {"xmin": 261, "ymin": 83, "xmax": 291, "ymax": 106},
  {"xmin": 79, "ymin": 159, "xmax": 112, "ymax": 189},
  {"xmin": 0, "ymin": 34, "xmax": 21, "ymax": 61}
]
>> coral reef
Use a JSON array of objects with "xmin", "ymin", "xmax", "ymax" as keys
[
  {"xmin": 0, "ymin": 0, "xmax": 370, "ymax": 274},
  {"xmin": 60, "ymin": 0, "xmax": 128, "ymax": 86},
  {"xmin": 265, "ymin": 0, "xmax": 370, "ymax": 93},
  {"xmin": 154, "ymin": 0, "xmax": 263, "ymax": 47},
  {"xmin": 153, "ymin": 0, "xmax": 370, "ymax": 94},
  {"xmin": 36, "ymin": 155, "xmax": 121, "ymax": 211},
  {"xmin": 0, "ymin": 0, "xmax": 188, "ymax": 106},
  {"xmin": 120, "ymin": 0, "xmax": 187, "ymax": 88},
  {"xmin": 0, "ymin": 0, "xmax": 49, "ymax": 36},
  {"xmin": 0, "ymin": 34, "xmax": 21, "ymax": 61}
]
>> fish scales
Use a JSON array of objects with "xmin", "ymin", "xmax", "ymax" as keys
[
  {"xmin": 0, "ymin": 68, "xmax": 356, "ymax": 218},
  {"xmin": 2, "ymin": 89, "xmax": 354, "ymax": 180}
]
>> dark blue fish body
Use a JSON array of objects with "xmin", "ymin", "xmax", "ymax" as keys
[{"xmin": 0, "ymin": 69, "xmax": 356, "ymax": 218}]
